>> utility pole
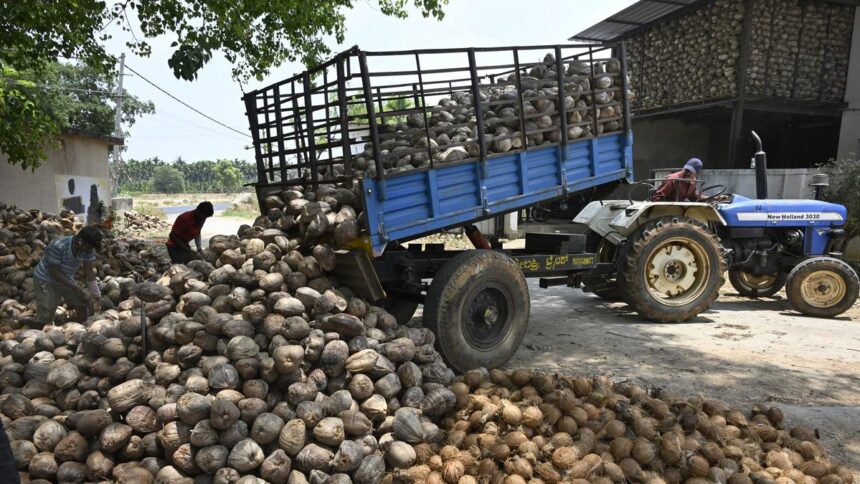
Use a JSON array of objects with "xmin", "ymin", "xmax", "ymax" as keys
[
  {"xmin": 110, "ymin": 53, "xmax": 126, "ymax": 200},
  {"xmin": 114, "ymin": 53, "xmax": 126, "ymax": 138}
]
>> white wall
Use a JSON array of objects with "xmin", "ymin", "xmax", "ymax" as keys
[
  {"xmin": 0, "ymin": 134, "xmax": 112, "ymax": 218},
  {"xmin": 838, "ymin": 7, "xmax": 860, "ymax": 160}
]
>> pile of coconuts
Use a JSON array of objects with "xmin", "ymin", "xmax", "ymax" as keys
[
  {"xmin": 2, "ymin": 196, "xmax": 856, "ymax": 483},
  {"xmin": 286, "ymin": 52, "xmax": 634, "ymax": 181},
  {"xmin": 0, "ymin": 203, "xmax": 171, "ymax": 321},
  {"xmin": 0, "ymin": 193, "xmax": 459, "ymax": 483},
  {"xmin": 391, "ymin": 368, "xmax": 855, "ymax": 484}
]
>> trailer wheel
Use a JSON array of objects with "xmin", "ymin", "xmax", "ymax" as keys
[
  {"xmin": 381, "ymin": 297, "xmax": 419, "ymax": 325},
  {"xmin": 728, "ymin": 270, "xmax": 786, "ymax": 298},
  {"xmin": 785, "ymin": 257, "xmax": 859, "ymax": 318},
  {"xmin": 423, "ymin": 250, "xmax": 529, "ymax": 372},
  {"xmin": 619, "ymin": 216, "xmax": 725, "ymax": 322}
]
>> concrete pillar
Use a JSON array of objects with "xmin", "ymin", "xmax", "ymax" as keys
[{"xmin": 837, "ymin": 7, "xmax": 860, "ymax": 160}]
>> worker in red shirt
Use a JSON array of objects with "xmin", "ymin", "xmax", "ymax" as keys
[
  {"xmin": 166, "ymin": 202, "xmax": 214, "ymax": 264},
  {"xmin": 651, "ymin": 158, "xmax": 703, "ymax": 202}
]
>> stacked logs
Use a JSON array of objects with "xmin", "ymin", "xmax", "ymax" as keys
[
  {"xmin": 748, "ymin": 0, "xmax": 853, "ymax": 101},
  {"xmin": 338, "ymin": 53, "xmax": 631, "ymax": 177},
  {"xmin": 626, "ymin": 0, "xmax": 743, "ymax": 110},
  {"xmin": 0, "ymin": 188, "xmax": 459, "ymax": 482},
  {"xmin": 393, "ymin": 368, "xmax": 856, "ymax": 484}
]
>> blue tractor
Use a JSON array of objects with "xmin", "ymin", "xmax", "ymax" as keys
[{"xmin": 576, "ymin": 132, "xmax": 859, "ymax": 319}]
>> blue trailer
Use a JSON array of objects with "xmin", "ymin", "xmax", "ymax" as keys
[{"xmin": 244, "ymin": 43, "xmax": 635, "ymax": 371}]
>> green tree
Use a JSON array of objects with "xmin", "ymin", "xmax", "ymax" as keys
[
  {"xmin": 1, "ymin": 61, "xmax": 154, "ymax": 170},
  {"xmin": 1, "ymin": 0, "xmax": 448, "ymax": 167},
  {"xmin": 214, "ymin": 159, "xmax": 243, "ymax": 192},
  {"xmin": 819, "ymin": 156, "xmax": 860, "ymax": 239},
  {"xmin": 0, "ymin": 67, "xmax": 59, "ymax": 170},
  {"xmin": 152, "ymin": 166, "xmax": 186, "ymax": 193}
]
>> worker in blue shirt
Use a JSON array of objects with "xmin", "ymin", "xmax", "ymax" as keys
[{"xmin": 32, "ymin": 226, "xmax": 104, "ymax": 325}]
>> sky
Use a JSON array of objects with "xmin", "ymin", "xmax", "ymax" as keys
[{"xmin": 106, "ymin": 0, "xmax": 637, "ymax": 163}]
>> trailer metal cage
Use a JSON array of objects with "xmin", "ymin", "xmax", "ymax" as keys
[{"xmin": 243, "ymin": 42, "xmax": 632, "ymax": 194}]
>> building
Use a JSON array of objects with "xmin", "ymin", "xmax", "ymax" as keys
[
  {"xmin": 0, "ymin": 128, "xmax": 123, "ymax": 221},
  {"xmin": 572, "ymin": 0, "xmax": 859, "ymax": 179}
]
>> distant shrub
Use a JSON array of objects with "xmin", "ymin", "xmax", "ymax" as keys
[{"xmin": 817, "ymin": 155, "xmax": 860, "ymax": 239}]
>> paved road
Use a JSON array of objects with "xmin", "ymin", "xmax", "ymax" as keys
[{"xmin": 160, "ymin": 203, "xmax": 231, "ymax": 216}]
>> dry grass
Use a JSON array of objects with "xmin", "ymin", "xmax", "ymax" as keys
[{"xmin": 222, "ymin": 193, "xmax": 259, "ymax": 218}]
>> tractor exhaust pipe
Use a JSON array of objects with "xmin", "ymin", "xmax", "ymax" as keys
[{"xmin": 751, "ymin": 131, "xmax": 768, "ymax": 199}]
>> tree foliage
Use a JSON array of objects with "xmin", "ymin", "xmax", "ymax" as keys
[
  {"xmin": 1, "ymin": 0, "xmax": 447, "ymax": 168},
  {"xmin": 0, "ymin": 61, "xmax": 154, "ymax": 169},
  {"xmin": 818, "ymin": 156, "xmax": 860, "ymax": 239},
  {"xmin": 214, "ymin": 159, "xmax": 244, "ymax": 192},
  {"xmin": 152, "ymin": 165, "xmax": 186, "ymax": 193},
  {"xmin": 1, "ymin": 0, "xmax": 447, "ymax": 82},
  {"xmin": 112, "ymin": 157, "xmax": 256, "ymax": 193},
  {"xmin": 0, "ymin": 67, "xmax": 59, "ymax": 170}
]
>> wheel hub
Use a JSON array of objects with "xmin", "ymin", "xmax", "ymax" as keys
[
  {"xmin": 482, "ymin": 306, "xmax": 499, "ymax": 326},
  {"xmin": 800, "ymin": 270, "xmax": 846, "ymax": 308},
  {"xmin": 738, "ymin": 272, "xmax": 777, "ymax": 290},
  {"xmin": 644, "ymin": 237, "xmax": 710, "ymax": 307},
  {"xmin": 648, "ymin": 244, "xmax": 698, "ymax": 295},
  {"xmin": 465, "ymin": 287, "xmax": 510, "ymax": 349}
]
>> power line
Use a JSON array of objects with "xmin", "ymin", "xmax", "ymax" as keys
[{"xmin": 124, "ymin": 64, "xmax": 250, "ymax": 138}]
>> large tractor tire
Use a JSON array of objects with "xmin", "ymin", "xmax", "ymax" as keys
[
  {"xmin": 729, "ymin": 270, "xmax": 787, "ymax": 298},
  {"xmin": 423, "ymin": 250, "xmax": 530, "ymax": 372},
  {"xmin": 619, "ymin": 216, "xmax": 725, "ymax": 322},
  {"xmin": 785, "ymin": 257, "xmax": 859, "ymax": 318}
]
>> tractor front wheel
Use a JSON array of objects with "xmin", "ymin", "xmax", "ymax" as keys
[
  {"xmin": 619, "ymin": 216, "xmax": 725, "ymax": 322},
  {"xmin": 785, "ymin": 257, "xmax": 859, "ymax": 318},
  {"xmin": 729, "ymin": 270, "xmax": 787, "ymax": 298}
]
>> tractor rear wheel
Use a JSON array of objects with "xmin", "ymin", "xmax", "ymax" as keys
[
  {"xmin": 729, "ymin": 270, "xmax": 787, "ymax": 298},
  {"xmin": 423, "ymin": 250, "xmax": 530, "ymax": 372},
  {"xmin": 785, "ymin": 257, "xmax": 859, "ymax": 318},
  {"xmin": 619, "ymin": 216, "xmax": 725, "ymax": 322}
]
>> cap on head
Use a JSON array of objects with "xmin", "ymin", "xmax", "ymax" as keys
[
  {"xmin": 684, "ymin": 158, "xmax": 703, "ymax": 174},
  {"xmin": 77, "ymin": 226, "xmax": 105, "ymax": 249},
  {"xmin": 196, "ymin": 201, "xmax": 215, "ymax": 218}
]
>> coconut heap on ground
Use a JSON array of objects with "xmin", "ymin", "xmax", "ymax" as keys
[
  {"xmin": 0, "ymin": 204, "xmax": 170, "ymax": 325},
  {"xmin": 0, "ymin": 187, "xmax": 855, "ymax": 483},
  {"xmin": 112, "ymin": 211, "xmax": 172, "ymax": 238}
]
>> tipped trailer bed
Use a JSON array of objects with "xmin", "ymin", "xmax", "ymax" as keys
[{"xmin": 243, "ymin": 42, "xmax": 633, "ymax": 371}]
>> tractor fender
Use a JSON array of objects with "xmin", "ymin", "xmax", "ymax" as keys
[
  {"xmin": 608, "ymin": 202, "xmax": 727, "ymax": 237},
  {"xmin": 573, "ymin": 200, "xmax": 633, "ymax": 245}
]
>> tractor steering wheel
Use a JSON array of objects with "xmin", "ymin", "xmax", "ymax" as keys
[{"xmin": 699, "ymin": 184, "xmax": 727, "ymax": 202}]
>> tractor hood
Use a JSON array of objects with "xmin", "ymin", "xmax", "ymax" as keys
[{"xmin": 718, "ymin": 195, "xmax": 847, "ymax": 227}]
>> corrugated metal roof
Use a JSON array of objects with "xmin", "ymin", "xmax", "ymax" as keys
[{"xmin": 570, "ymin": 0, "xmax": 704, "ymax": 42}]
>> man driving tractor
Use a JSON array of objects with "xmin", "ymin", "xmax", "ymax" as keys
[{"xmin": 651, "ymin": 158, "xmax": 703, "ymax": 202}]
